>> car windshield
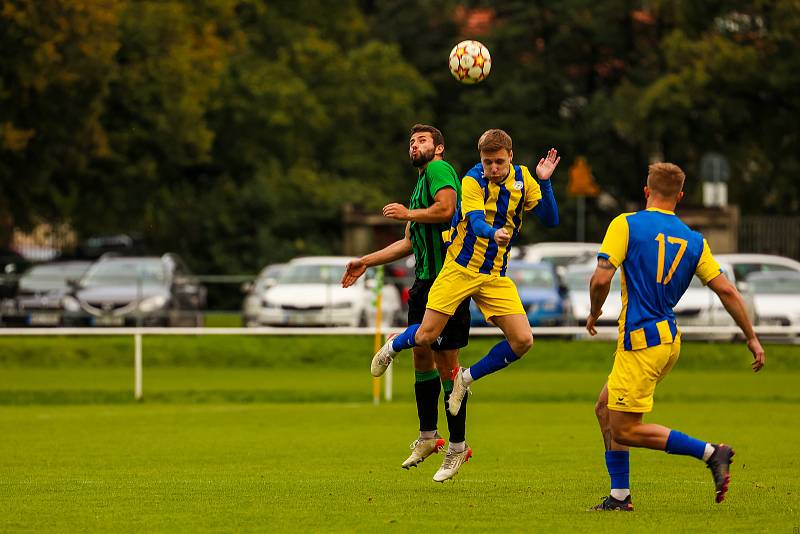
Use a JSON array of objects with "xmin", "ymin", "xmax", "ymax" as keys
[
  {"xmin": 82, "ymin": 259, "xmax": 167, "ymax": 286},
  {"xmin": 254, "ymin": 266, "xmax": 285, "ymax": 292},
  {"xmin": 541, "ymin": 255, "xmax": 581, "ymax": 268},
  {"xmin": 748, "ymin": 276, "xmax": 800, "ymax": 295},
  {"xmin": 509, "ymin": 267, "xmax": 555, "ymax": 289},
  {"xmin": 19, "ymin": 264, "xmax": 89, "ymax": 291},
  {"xmin": 564, "ymin": 269, "xmax": 621, "ymax": 291},
  {"xmin": 278, "ymin": 264, "xmax": 345, "ymax": 284}
]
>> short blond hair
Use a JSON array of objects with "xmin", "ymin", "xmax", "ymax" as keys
[
  {"xmin": 647, "ymin": 163, "xmax": 685, "ymax": 198},
  {"xmin": 478, "ymin": 129, "xmax": 512, "ymax": 153}
]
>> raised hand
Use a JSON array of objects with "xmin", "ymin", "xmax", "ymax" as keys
[
  {"xmin": 536, "ymin": 148, "xmax": 561, "ymax": 181},
  {"xmin": 341, "ymin": 258, "xmax": 367, "ymax": 288}
]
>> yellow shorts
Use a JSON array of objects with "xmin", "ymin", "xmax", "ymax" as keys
[
  {"xmin": 427, "ymin": 261, "xmax": 525, "ymax": 320},
  {"xmin": 607, "ymin": 335, "xmax": 681, "ymax": 413}
]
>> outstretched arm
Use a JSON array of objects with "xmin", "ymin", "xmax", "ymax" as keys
[
  {"xmin": 586, "ymin": 258, "xmax": 616, "ymax": 335},
  {"xmin": 341, "ymin": 223, "xmax": 413, "ymax": 288},
  {"xmin": 707, "ymin": 274, "xmax": 765, "ymax": 371}
]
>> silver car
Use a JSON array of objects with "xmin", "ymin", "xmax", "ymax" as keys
[
  {"xmin": 672, "ymin": 262, "xmax": 755, "ymax": 340},
  {"xmin": 746, "ymin": 271, "xmax": 800, "ymax": 340},
  {"xmin": 62, "ymin": 254, "xmax": 206, "ymax": 327}
]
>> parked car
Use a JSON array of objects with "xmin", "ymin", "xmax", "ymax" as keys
[
  {"xmin": 243, "ymin": 263, "xmax": 286, "ymax": 327},
  {"xmin": 0, "ymin": 261, "xmax": 92, "ymax": 326},
  {"xmin": 0, "ymin": 248, "xmax": 32, "ymax": 300},
  {"xmin": 62, "ymin": 254, "xmax": 206, "ymax": 327},
  {"xmin": 746, "ymin": 271, "xmax": 800, "ymax": 339},
  {"xmin": 257, "ymin": 256, "xmax": 401, "ymax": 327},
  {"xmin": 519, "ymin": 242, "xmax": 602, "ymax": 274},
  {"xmin": 564, "ymin": 260, "xmax": 754, "ymax": 340},
  {"xmin": 714, "ymin": 253, "xmax": 800, "ymax": 291},
  {"xmin": 470, "ymin": 261, "xmax": 569, "ymax": 327},
  {"xmin": 672, "ymin": 261, "xmax": 756, "ymax": 340},
  {"xmin": 563, "ymin": 263, "xmax": 623, "ymax": 329}
]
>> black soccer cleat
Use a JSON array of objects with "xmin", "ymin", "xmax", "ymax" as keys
[
  {"xmin": 589, "ymin": 495, "xmax": 634, "ymax": 511},
  {"xmin": 706, "ymin": 443, "xmax": 735, "ymax": 503}
]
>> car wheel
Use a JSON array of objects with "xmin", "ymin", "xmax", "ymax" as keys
[{"xmin": 358, "ymin": 310, "xmax": 369, "ymax": 327}]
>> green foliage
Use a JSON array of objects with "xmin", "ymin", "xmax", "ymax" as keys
[{"xmin": 2, "ymin": 0, "xmax": 800, "ymax": 265}]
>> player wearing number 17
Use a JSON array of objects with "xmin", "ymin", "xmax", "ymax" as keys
[{"xmin": 586, "ymin": 163, "xmax": 766, "ymax": 511}]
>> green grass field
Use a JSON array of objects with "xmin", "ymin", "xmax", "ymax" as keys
[{"xmin": 1, "ymin": 336, "xmax": 798, "ymax": 532}]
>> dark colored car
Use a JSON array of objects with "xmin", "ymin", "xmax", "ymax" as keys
[
  {"xmin": 0, "ymin": 248, "xmax": 32, "ymax": 300},
  {"xmin": 0, "ymin": 261, "xmax": 92, "ymax": 326},
  {"xmin": 62, "ymin": 254, "xmax": 206, "ymax": 327},
  {"xmin": 470, "ymin": 261, "xmax": 570, "ymax": 327}
]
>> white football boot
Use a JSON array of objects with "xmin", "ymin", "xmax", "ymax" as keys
[
  {"xmin": 447, "ymin": 367, "xmax": 470, "ymax": 416},
  {"xmin": 433, "ymin": 445, "xmax": 473, "ymax": 482},
  {"xmin": 370, "ymin": 334, "xmax": 398, "ymax": 377},
  {"xmin": 401, "ymin": 433, "xmax": 446, "ymax": 469}
]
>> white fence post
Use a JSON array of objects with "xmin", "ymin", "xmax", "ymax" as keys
[
  {"xmin": 384, "ymin": 360, "xmax": 393, "ymax": 402},
  {"xmin": 134, "ymin": 332, "xmax": 143, "ymax": 401}
]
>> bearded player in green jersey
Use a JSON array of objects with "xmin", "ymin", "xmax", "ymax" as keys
[{"xmin": 342, "ymin": 124, "xmax": 472, "ymax": 482}]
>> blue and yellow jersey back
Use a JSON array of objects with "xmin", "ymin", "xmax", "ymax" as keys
[
  {"xmin": 598, "ymin": 208, "xmax": 723, "ymax": 351},
  {"xmin": 445, "ymin": 164, "xmax": 542, "ymax": 276}
]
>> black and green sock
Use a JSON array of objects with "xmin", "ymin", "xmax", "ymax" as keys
[
  {"xmin": 442, "ymin": 377, "xmax": 467, "ymax": 443},
  {"xmin": 414, "ymin": 369, "xmax": 441, "ymax": 432}
]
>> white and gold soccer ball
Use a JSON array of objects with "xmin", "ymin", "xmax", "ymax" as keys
[{"xmin": 449, "ymin": 40, "xmax": 491, "ymax": 84}]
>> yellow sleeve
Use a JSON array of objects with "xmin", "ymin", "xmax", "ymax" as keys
[
  {"xmin": 598, "ymin": 214, "xmax": 630, "ymax": 268},
  {"xmin": 695, "ymin": 239, "xmax": 723, "ymax": 285},
  {"xmin": 461, "ymin": 176, "xmax": 485, "ymax": 215},
  {"xmin": 521, "ymin": 166, "xmax": 542, "ymax": 211}
]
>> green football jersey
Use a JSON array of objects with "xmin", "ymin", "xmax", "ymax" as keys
[{"xmin": 408, "ymin": 160, "xmax": 460, "ymax": 280}]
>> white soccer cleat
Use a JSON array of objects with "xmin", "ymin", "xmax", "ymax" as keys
[
  {"xmin": 447, "ymin": 367, "xmax": 470, "ymax": 416},
  {"xmin": 401, "ymin": 434, "xmax": 446, "ymax": 469},
  {"xmin": 433, "ymin": 445, "xmax": 473, "ymax": 482},
  {"xmin": 370, "ymin": 334, "xmax": 398, "ymax": 377}
]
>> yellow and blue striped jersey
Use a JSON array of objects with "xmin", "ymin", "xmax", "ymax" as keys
[
  {"xmin": 445, "ymin": 164, "xmax": 542, "ymax": 276},
  {"xmin": 598, "ymin": 208, "xmax": 723, "ymax": 351}
]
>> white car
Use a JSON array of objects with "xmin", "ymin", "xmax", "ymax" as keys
[
  {"xmin": 243, "ymin": 263, "xmax": 286, "ymax": 327},
  {"xmin": 672, "ymin": 262, "xmax": 755, "ymax": 340},
  {"xmin": 565, "ymin": 261, "xmax": 754, "ymax": 341},
  {"xmin": 563, "ymin": 263, "xmax": 622, "ymax": 336},
  {"xmin": 714, "ymin": 253, "xmax": 800, "ymax": 290},
  {"xmin": 746, "ymin": 271, "xmax": 800, "ymax": 339},
  {"xmin": 520, "ymin": 242, "xmax": 602, "ymax": 272},
  {"xmin": 257, "ymin": 256, "xmax": 401, "ymax": 327}
]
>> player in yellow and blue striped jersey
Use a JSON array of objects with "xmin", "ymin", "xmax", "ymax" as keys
[
  {"xmin": 586, "ymin": 163, "xmax": 766, "ymax": 511},
  {"xmin": 370, "ymin": 129, "xmax": 561, "ymax": 481}
]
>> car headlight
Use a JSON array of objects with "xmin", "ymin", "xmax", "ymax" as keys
[
  {"xmin": 262, "ymin": 299, "xmax": 279, "ymax": 309},
  {"xmin": 62, "ymin": 296, "xmax": 80, "ymax": 312},
  {"xmin": 138, "ymin": 295, "xmax": 167, "ymax": 312}
]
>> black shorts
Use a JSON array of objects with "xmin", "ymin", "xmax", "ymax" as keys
[{"xmin": 407, "ymin": 277, "xmax": 470, "ymax": 351}]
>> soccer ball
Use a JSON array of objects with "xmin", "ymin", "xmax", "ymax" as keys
[{"xmin": 449, "ymin": 40, "xmax": 491, "ymax": 84}]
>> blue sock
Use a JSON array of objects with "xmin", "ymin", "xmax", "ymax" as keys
[
  {"xmin": 605, "ymin": 451, "xmax": 630, "ymax": 491},
  {"xmin": 391, "ymin": 324, "xmax": 420, "ymax": 352},
  {"xmin": 665, "ymin": 430, "xmax": 707, "ymax": 460},
  {"xmin": 469, "ymin": 340, "xmax": 520, "ymax": 381}
]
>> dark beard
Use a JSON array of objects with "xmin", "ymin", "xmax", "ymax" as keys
[{"xmin": 411, "ymin": 150, "xmax": 435, "ymax": 168}]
